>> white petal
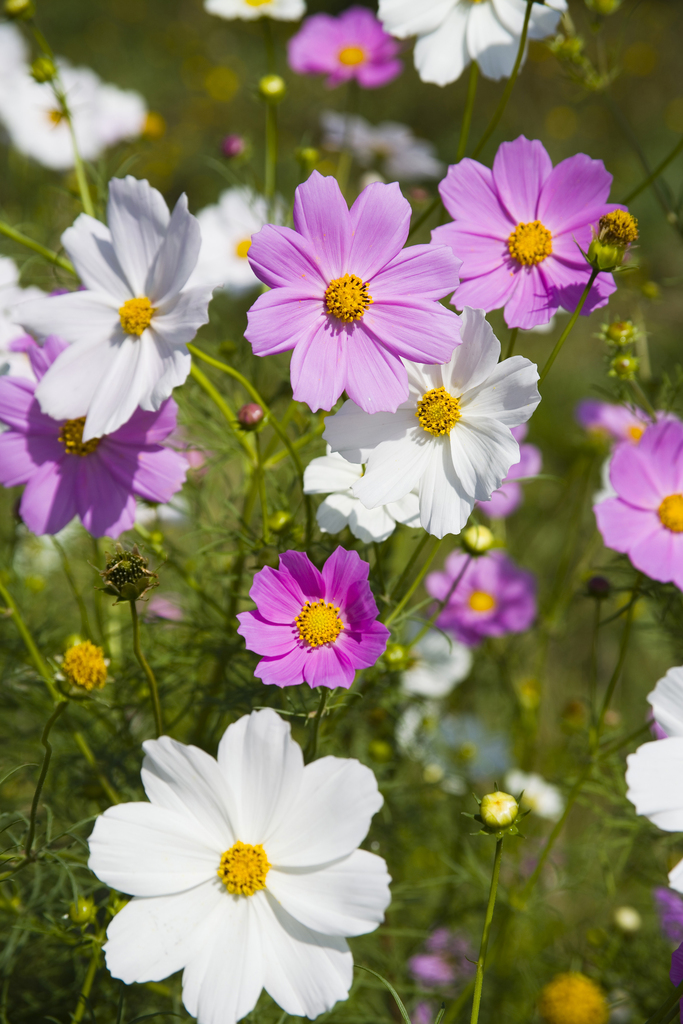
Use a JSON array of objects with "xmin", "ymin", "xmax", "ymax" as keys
[
  {"xmin": 419, "ymin": 437, "xmax": 474, "ymax": 536},
  {"xmin": 316, "ymin": 494, "xmax": 355, "ymax": 536},
  {"xmin": 378, "ymin": 0, "xmax": 458, "ymax": 38},
  {"xmin": 323, "ymin": 400, "xmax": 416, "ymax": 464},
  {"xmin": 649, "ymin": 667, "xmax": 683, "ymax": 738},
  {"xmin": 146, "ymin": 193, "xmax": 202, "ymax": 306},
  {"xmin": 17, "ymin": 290, "xmax": 119, "ymax": 346},
  {"xmin": 493, "ymin": 0, "xmax": 563, "ymax": 40},
  {"xmin": 413, "ymin": 3, "xmax": 471, "ymax": 87},
  {"xmin": 141, "ymin": 735, "xmax": 238, "ymax": 849},
  {"xmin": 80, "ymin": 335, "xmax": 151, "ymax": 440},
  {"xmin": 387, "ymin": 490, "xmax": 421, "ymax": 525},
  {"xmin": 141, "ymin": 332, "xmax": 192, "ymax": 411},
  {"xmin": 217, "ymin": 708, "xmax": 304, "ymax": 846},
  {"xmin": 35, "ymin": 335, "xmax": 120, "ymax": 422},
  {"xmin": 304, "ymin": 452, "xmax": 362, "ymax": 494},
  {"xmin": 670, "ymin": 859, "xmax": 683, "ymax": 895},
  {"xmin": 103, "ymin": 880, "xmax": 225, "ymax": 984},
  {"xmin": 349, "ymin": 501, "xmax": 398, "ymax": 543},
  {"xmin": 152, "ymin": 283, "xmax": 214, "ymax": 338},
  {"xmin": 88, "ymin": 803, "xmax": 221, "ymax": 896},
  {"xmin": 108, "ymin": 175, "xmax": 169, "ymax": 295},
  {"xmin": 254, "ymin": 891, "xmax": 352, "ymax": 1019},
  {"xmin": 62, "ymin": 214, "xmax": 130, "ymax": 301},
  {"xmin": 462, "ymin": 355, "xmax": 540, "ymax": 425},
  {"xmin": 467, "ymin": 2, "xmax": 519, "ymax": 81},
  {"xmin": 268, "ymin": 756, "xmax": 383, "ymax": 867},
  {"xmin": 444, "ymin": 307, "xmax": 501, "ymax": 394},
  {"xmin": 625, "ymin": 738, "xmax": 683, "ymax": 831},
  {"xmin": 353, "ymin": 431, "xmax": 433, "ymax": 507},
  {"xmin": 267, "ymin": 849, "xmax": 391, "ymax": 937},
  {"xmin": 451, "ymin": 417, "xmax": 519, "ymax": 499}
]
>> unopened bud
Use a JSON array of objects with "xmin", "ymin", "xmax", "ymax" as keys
[
  {"xmin": 604, "ymin": 319, "xmax": 636, "ymax": 346},
  {"xmin": 259, "ymin": 74, "xmax": 286, "ymax": 103},
  {"xmin": 222, "ymin": 133, "xmax": 245, "ymax": 158},
  {"xmin": 585, "ymin": 0, "xmax": 622, "ymax": 12},
  {"xmin": 461, "ymin": 524, "xmax": 494, "ymax": 554},
  {"xmin": 613, "ymin": 906, "xmax": 641, "ymax": 933},
  {"xmin": 588, "ymin": 211, "xmax": 638, "ymax": 271},
  {"xmin": 69, "ymin": 896, "xmax": 95, "ymax": 925},
  {"xmin": 587, "ymin": 575, "xmax": 611, "ymax": 599},
  {"xmin": 4, "ymin": 0, "xmax": 35, "ymax": 18},
  {"xmin": 237, "ymin": 403, "xmax": 264, "ymax": 430},
  {"xmin": 97, "ymin": 543, "xmax": 159, "ymax": 604},
  {"xmin": 368, "ymin": 739, "xmax": 393, "ymax": 763},
  {"xmin": 641, "ymin": 280, "xmax": 661, "ymax": 301},
  {"xmin": 296, "ymin": 146, "xmax": 319, "ymax": 170},
  {"xmin": 31, "ymin": 57, "xmax": 56, "ymax": 82},
  {"xmin": 267, "ymin": 510, "xmax": 292, "ymax": 534},
  {"xmin": 384, "ymin": 643, "xmax": 410, "ymax": 671},
  {"xmin": 480, "ymin": 791, "xmax": 519, "ymax": 829},
  {"xmin": 609, "ymin": 354, "xmax": 639, "ymax": 380}
]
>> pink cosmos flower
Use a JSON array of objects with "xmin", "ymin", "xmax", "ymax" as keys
[
  {"xmin": 576, "ymin": 399, "xmax": 653, "ymax": 445},
  {"xmin": 594, "ymin": 419, "xmax": 683, "ymax": 590},
  {"xmin": 288, "ymin": 7, "xmax": 402, "ymax": 90},
  {"xmin": 245, "ymin": 171, "xmax": 462, "ymax": 415},
  {"xmin": 409, "ymin": 929, "xmax": 476, "ymax": 991},
  {"xmin": 426, "ymin": 550, "xmax": 536, "ymax": 647},
  {"xmin": 432, "ymin": 136, "xmax": 620, "ymax": 331},
  {"xmin": 477, "ymin": 423, "xmax": 542, "ymax": 519},
  {"xmin": 237, "ymin": 547, "xmax": 390, "ymax": 689},
  {"xmin": 0, "ymin": 335, "xmax": 187, "ymax": 537}
]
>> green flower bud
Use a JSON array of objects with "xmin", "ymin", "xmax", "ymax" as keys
[
  {"xmin": 585, "ymin": 0, "xmax": 622, "ymax": 13},
  {"xmin": 480, "ymin": 791, "xmax": 519, "ymax": 829},
  {"xmin": 368, "ymin": 739, "xmax": 393, "ymax": 763},
  {"xmin": 609, "ymin": 354, "xmax": 639, "ymax": 380},
  {"xmin": 97, "ymin": 543, "xmax": 159, "ymax": 604},
  {"xmin": 69, "ymin": 896, "xmax": 95, "ymax": 925},
  {"xmin": 603, "ymin": 319, "xmax": 637, "ymax": 346},
  {"xmin": 4, "ymin": 0, "xmax": 35, "ymax": 18},
  {"xmin": 31, "ymin": 57, "xmax": 56, "ymax": 82},
  {"xmin": 461, "ymin": 524, "xmax": 495, "ymax": 554},
  {"xmin": 641, "ymin": 280, "xmax": 661, "ymax": 301},
  {"xmin": 587, "ymin": 211, "xmax": 639, "ymax": 272},
  {"xmin": 258, "ymin": 74, "xmax": 286, "ymax": 103},
  {"xmin": 383, "ymin": 643, "xmax": 411, "ymax": 671},
  {"xmin": 267, "ymin": 510, "xmax": 292, "ymax": 534}
]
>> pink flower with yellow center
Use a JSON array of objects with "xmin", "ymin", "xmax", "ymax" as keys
[{"xmin": 288, "ymin": 7, "xmax": 402, "ymax": 89}]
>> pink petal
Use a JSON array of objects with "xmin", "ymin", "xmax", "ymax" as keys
[
  {"xmin": 452, "ymin": 262, "xmax": 517, "ymax": 312},
  {"xmin": 247, "ymin": 224, "xmax": 326, "ymax": 293},
  {"xmin": 491, "ymin": 137, "xmax": 553, "ymax": 224},
  {"xmin": 348, "ymin": 181, "xmax": 410, "ymax": 280},
  {"xmin": 111, "ymin": 398, "xmax": 178, "ymax": 446},
  {"xmin": 99, "ymin": 442, "xmax": 187, "ymax": 504},
  {"xmin": 292, "ymin": 171, "xmax": 351, "ymax": 282},
  {"xmin": 302, "ymin": 642, "xmax": 355, "ymax": 689},
  {"xmin": 356, "ymin": 59, "xmax": 403, "ymax": 87},
  {"xmin": 363, "ymin": 299, "xmax": 459, "ymax": 363},
  {"xmin": 236, "ymin": 611, "xmax": 299, "ymax": 657},
  {"xmin": 254, "ymin": 646, "xmax": 308, "ymax": 688},
  {"xmin": 246, "ymin": 290, "xmax": 327, "ymax": 358},
  {"xmin": 321, "ymin": 547, "xmax": 368, "ymax": 607},
  {"xmin": 438, "ymin": 159, "xmax": 513, "ymax": 238},
  {"xmin": 609, "ymin": 441, "xmax": 667, "ymax": 509},
  {"xmin": 629, "ymin": 525, "xmax": 683, "ymax": 587},
  {"xmin": 342, "ymin": 326, "xmax": 409, "ymax": 414},
  {"xmin": 371, "ymin": 242, "xmax": 461, "ymax": 301},
  {"xmin": 432, "ymin": 225, "xmax": 505, "ymax": 278},
  {"xmin": 76, "ymin": 458, "xmax": 137, "ymax": 537},
  {"xmin": 279, "ymin": 550, "xmax": 325, "ymax": 600},
  {"xmin": 249, "ymin": 566, "xmax": 306, "ymax": 623},
  {"xmin": 537, "ymin": 153, "xmax": 613, "ymax": 235},
  {"xmin": 20, "ymin": 458, "xmax": 78, "ymax": 535},
  {"xmin": 0, "ymin": 431, "xmax": 45, "ymax": 486},
  {"xmin": 337, "ymin": 620, "xmax": 390, "ymax": 669},
  {"xmin": 635, "ymin": 420, "xmax": 683, "ymax": 496},
  {"xmin": 289, "ymin": 319, "xmax": 348, "ymax": 412},
  {"xmin": 502, "ymin": 266, "xmax": 555, "ymax": 329},
  {"xmin": 594, "ymin": 498, "xmax": 659, "ymax": 554}
]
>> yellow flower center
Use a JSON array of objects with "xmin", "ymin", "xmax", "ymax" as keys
[
  {"xmin": 507, "ymin": 220, "xmax": 553, "ymax": 266},
  {"xmin": 59, "ymin": 417, "xmax": 100, "ymax": 457},
  {"xmin": 539, "ymin": 972, "xmax": 608, "ymax": 1024},
  {"xmin": 48, "ymin": 109, "xmax": 65, "ymax": 125},
  {"xmin": 235, "ymin": 238, "xmax": 252, "ymax": 258},
  {"xmin": 217, "ymin": 841, "xmax": 270, "ymax": 895},
  {"xmin": 245, "ymin": 0, "xmax": 271, "ymax": 6},
  {"xmin": 338, "ymin": 46, "xmax": 366, "ymax": 66},
  {"xmin": 658, "ymin": 494, "xmax": 683, "ymax": 532},
  {"xmin": 468, "ymin": 590, "xmax": 497, "ymax": 613},
  {"xmin": 325, "ymin": 273, "xmax": 373, "ymax": 322},
  {"xmin": 119, "ymin": 296, "xmax": 156, "ymax": 336},
  {"xmin": 416, "ymin": 386, "xmax": 461, "ymax": 436},
  {"xmin": 627, "ymin": 424, "xmax": 644, "ymax": 443},
  {"xmin": 295, "ymin": 599, "xmax": 344, "ymax": 647},
  {"xmin": 598, "ymin": 210, "xmax": 639, "ymax": 246},
  {"xmin": 63, "ymin": 641, "xmax": 107, "ymax": 691}
]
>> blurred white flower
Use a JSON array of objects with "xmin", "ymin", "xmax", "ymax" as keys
[
  {"xmin": 321, "ymin": 111, "xmax": 444, "ymax": 182},
  {"xmin": 205, "ymin": 0, "xmax": 305, "ymax": 21},
  {"xmin": 89, "ymin": 708, "xmax": 390, "ymax": 1024},
  {"xmin": 401, "ymin": 628, "xmax": 472, "ymax": 698},
  {"xmin": 505, "ymin": 769, "xmax": 564, "ymax": 821},
  {"xmin": 0, "ymin": 22, "xmax": 28, "ymax": 90},
  {"xmin": 0, "ymin": 60, "xmax": 147, "ymax": 171},
  {"xmin": 613, "ymin": 907, "xmax": 642, "ymax": 934},
  {"xmin": 377, "ymin": 0, "xmax": 566, "ymax": 87},
  {"xmin": 0, "ymin": 257, "xmax": 45, "ymax": 379},
  {"xmin": 648, "ymin": 665, "xmax": 683, "ymax": 737},
  {"xmin": 593, "ymin": 455, "xmax": 616, "ymax": 506},
  {"xmin": 303, "ymin": 447, "xmax": 420, "ymax": 543},
  {"xmin": 189, "ymin": 187, "xmax": 282, "ymax": 294},
  {"xmin": 626, "ymin": 737, "xmax": 683, "ymax": 895}
]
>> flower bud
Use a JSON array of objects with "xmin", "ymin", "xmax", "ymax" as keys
[
  {"xmin": 585, "ymin": 0, "xmax": 622, "ymax": 13},
  {"xmin": 383, "ymin": 642, "xmax": 411, "ymax": 671},
  {"xmin": 368, "ymin": 740, "xmax": 393, "ymax": 763},
  {"xmin": 480, "ymin": 791, "xmax": 519, "ymax": 829},
  {"xmin": 587, "ymin": 211, "xmax": 638, "ymax": 271},
  {"xmin": 461, "ymin": 524, "xmax": 494, "ymax": 554},
  {"xmin": 613, "ymin": 905, "xmax": 641, "ymax": 933},
  {"xmin": 222, "ymin": 133, "xmax": 246, "ymax": 158},
  {"xmin": 587, "ymin": 575, "xmax": 611, "ymax": 599},
  {"xmin": 4, "ymin": 0, "xmax": 35, "ymax": 18},
  {"xmin": 641, "ymin": 280, "xmax": 661, "ymax": 301},
  {"xmin": 237, "ymin": 403, "xmax": 264, "ymax": 430},
  {"xmin": 267, "ymin": 510, "xmax": 292, "ymax": 534},
  {"xmin": 296, "ymin": 146, "xmax": 319, "ymax": 172},
  {"xmin": 62, "ymin": 640, "xmax": 108, "ymax": 691},
  {"xmin": 31, "ymin": 57, "xmax": 56, "ymax": 82},
  {"xmin": 604, "ymin": 319, "xmax": 636, "ymax": 346},
  {"xmin": 609, "ymin": 354, "xmax": 639, "ymax": 380},
  {"xmin": 259, "ymin": 74, "xmax": 286, "ymax": 103},
  {"xmin": 97, "ymin": 543, "xmax": 159, "ymax": 604},
  {"xmin": 69, "ymin": 896, "xmax": 95, "ymax": 925}
]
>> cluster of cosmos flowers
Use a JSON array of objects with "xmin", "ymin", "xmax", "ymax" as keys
[{"xmin": 3, "ymin": 2, "xmax": 683, "ymax": 1024}]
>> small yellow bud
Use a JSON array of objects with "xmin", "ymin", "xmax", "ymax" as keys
[
  {"xmin": 604, "ymin": 319, "xmax": 636, "ymax": 346},
  {"xmin": 259, "ymin": 74, "xmax": 286, "ymax": 102},
  {"xmin": 461, "ymin": 524, "xmax": 495, "ymax": 554},
  {"xmin": 480, "ymin": 791, "xmax": 519, "ymax": 829},
  {"xmin": 4, "ymin": 0, "xmax": 35, "ymax": 18},
  {"xmin": 69, "ymin": 896, "xmax": 95, "ymax": 925},
  {"xmin": 31, "ymin": 57, "xmax": 56, "ymax": 82},
  {"xmin": 267, "ymin": 510, "xmax": 292, "ymax": 534},
  {"xmin": 609, "ymin": 354, "xmax": 639, "ymax": 380},
  {"xmin": 368, "ymin": 740, "xmax": 393, "ymax": 763},
  {"xmin": 613, "ymin": 905, "xmax": 641, "ymax": 933}
]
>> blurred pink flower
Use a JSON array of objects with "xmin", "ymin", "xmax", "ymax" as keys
[
  {"xmin": 146, "ymin": 595, "xmax": 184, "ymax": 622},
  {"xmin": 409, "ymin": 928, "xmax": 475, "ymax": 991},
  {"xmin": 477, "ymin": 423, "xmax": 542, "ymax": 519},
  {"xmin": 288, "ymin": 7, "xmax": 402, "ymax": 89},
  {"xmin": 576, "ymin": 400, "xmax": 652, "ymax": 445}
]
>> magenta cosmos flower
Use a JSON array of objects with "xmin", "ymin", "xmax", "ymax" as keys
[
  {"xmin": 0, "ymin": 335, "xmax": 187, "ymax": 537},
  {"xmin": 426, "ymin": 550, "xmax": 536, "ymax": 647},
  {"xmin": 288, "ymin": 7, "xmax": 402, "ymax": 89},
  {"xmin": 237, "ymin": 547, "xmax": 390, "ymax": 688},
  {"xmin": 432, "ymin": 136, "xmax": 620, "ymax": 330},
  {"xmin": 477, "ymin": 423, "xmax": 542, "ymax": 519},
  {"xmin": 245, "ymin": 171, "xmax": 461, "ymax": 414},
  {"xmin": 594, "ymin": 419, "xmax": 683, "ymax": 590}
]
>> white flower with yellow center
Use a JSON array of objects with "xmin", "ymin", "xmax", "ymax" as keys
[
  {"xmin": 17, "ymin": 175, "xmax": 214, "ymax": 441},
  {"xmin": 88, "ymin": 708, "xmax": 391, "ymax": 1024},
  {"xmin": 323, "ymin": 306, "xmax": 540, "ymax": 539},
  {"xmin": 401, "ymin": 628, "xmax": 473, "ymax": 698},
  {"xmin": 204, "ymin": 0, "xmax": 305, "ymax": 22},
  {"xmin": 504, "ymin": 769, "xmax": 564, "ymax": 821}
]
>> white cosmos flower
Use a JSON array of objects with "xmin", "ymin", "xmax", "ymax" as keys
[
  {"xmin": 505, "ymin": 769, "xmax": 564, "ymax": 821},
  {"xmin": 0, "ymin": 23, "xmax": 28, "ymax": 91},
  {"xmin": 320, "ymin": 112, "xmax": 444, "ymax": 182},
  {"xmin": 0, "ymin": 257, "xmax": 45, "ymax": 380},
  {"xmin": 17, "ymin": 175, "xmax": 214, "ymax": 442},
  {"xmin": 648, "ymin": 666, "xmax": 683, "ymax": 738},
  {"xmin": 323, "ymin": 306, "xmax": 540, "ymax": 539},
  {"xmin": 0, "ymin": 60, "xmax": 147, "ymax": 171},
  {"xmin": 304, "ymin": 447, "xmax": 420, "ymax": 543},
  {"xmin": 88, "ymin": 708, "xmax": 390, "ymax": 1024},
  {"xmin": 188, "ymin": 187, "xmax": 281, "ymax": 294},
  {"xmin": 205, "ymin": 0, "xmax": 305, "ymax": 22},
  {"xmin": 401, "ymin": 628, "xmax": 472, "ymax": 698},
  {"xmin": 377, "ymin": 0, "xmax": 567, "ymax": 86},
  {"xmin": 626, "ymin": 737, "xmax": 683, "ymax": 894}
]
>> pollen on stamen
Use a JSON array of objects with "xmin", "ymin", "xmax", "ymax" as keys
[
  {"xmin": 119, "ymin": 296, "xmax": 156, "ymax": 336},
  {"xmin": 507, "ymin": 221, "xmax": 553, "ymax": 267},
  {"xmin": 296, "ymin": 599, "xmax": 344, "ymax": 647},
  {"xmin": 217, "ymin": 841, "xmax": 270, "ymax": 896},
  {"xmin": 416, "ymin": 387, "xmax": 461, "ymax": 436},
  {"xmin": 325, "ymin": 273, "xmax": 373, "ymax": 323},
  {"xmin": 658, "ymin": 494, "xmax": 683, "ymax": 533}
]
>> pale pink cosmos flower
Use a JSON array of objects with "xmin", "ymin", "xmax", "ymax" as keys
[
  {"xmin": 576, "ymin": 400, "xmax": 652, "ymax": 445},
  {"xmin": 288, "ymin": 7, "xmax": 402, "ymax": 89}
]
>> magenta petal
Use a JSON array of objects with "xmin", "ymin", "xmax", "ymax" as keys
[
  {"xmin": 371, "ymin": 242, "xmax": 461, "ymax": 301},
  {"xmin": 0, "ymin": 377, "xmax": 43, "ymax": 433},
  {"xmin": 640, "ymin": 421, "xmax": 683, "ymax": 493},
  {"xmin": 303, "ymin": 642, "xmax": 355, "ymax": 689},
  {"xmin": 0, "ymin": 431, "xmax": 41, "ymax": 486},
  {"xmin": 342, "ymin": 325, "xmax": 408, "ymax": 414},
  {"xmin": 432, "ymin": 225, "xmax": 504, "ymax": 278},
  {"xmin": 491, "ymin": 137, "xmax": 553, "ymax": 223},
  {"xmin": 453, "ymin": 263, "xmax": 517, "ymax": 313},
  {"xmin": 337, "ymin": 620, "xmax": 390, "ymax": 669},
  {"xmin": 254, "ymin": 646, "xmax": 308, "ymax": 688},
  {"xmin": 503, "ymin": 266, "xmax": 555, "ymax": 329},
  {"xmin": 19, "ymin": 458, "xmax": 78, "ymax": 535},
  {"xmin": 478, "ymin": 480, "xmax": 523, "ymax": 518},
  {"xmin": 628, "ymin": 525, "xmax": 682, "ymax": 585},
  {"xmin": 246, "ymin": 290, "xmax": 327, "ymax": 358},
  {"xmin": 10, "ymin": 334, "xmax": 69, "ymax": 380},
  {"xmin": 236, "ymin": 610, "xmax": 298, "ymax": 656},
  {"xmin": 364, "ymin": 300, "xmax": 459, "ymax": 364},
  {"xmin": 279, "ymin": 550, "xmax": 325, "ymax": 600},
  {"xmin": 249, "ymin": 565, "xmax": 306, "ymax": 623},
  {"xmin": 292, "ymin": 171, "xmax": 351, "ymax": 281},
  {"xmin": 247, "ymin": 224, "xmax": 326, "ymax": 293},
  {"xmin": 111, "ymin": 398, "xmax": 178, "ymax": 445},
  {"xmin": 321, "ymin": 547, "xmax": 368, "ymax": 607},
  {"xmin": 348, "ymin": 181, "xmax": 410, "ymax": 280},
  {"xmin": 356, "ymin": 59, "xmax": 402, "ymax": 87},
  {"xmin": 537, "ymin": 153, "xmax": 612, "ymax": 235},
  {"xmin": 438, "ymin": 159, "xmax": 513, "ymax": 237},
  {"xmin": 290, "ymin": 319, "xmax": 348, "ymax": 412},
  {"xmin": 76, "ymin": 458, "xmax": 136, "ymax": 538},
  {"xmin": 99, "ymin": 442, "xmax": 187, "ymax": 504}
]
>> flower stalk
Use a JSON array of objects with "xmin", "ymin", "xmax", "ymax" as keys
[
  {"xmin": 470, "ymin": 837, "xmax": 505, "ymax": 1024},
  {"xmin": 539, "ymin": 268, "xmax": 600, "ymax": 384},
  {"xmin": 129, "ymin": 600, "xmax": 163, "ymax": 738},
  {"xmin": 24, "ymin": 701, "xmax": 68, "ymax": 859}
]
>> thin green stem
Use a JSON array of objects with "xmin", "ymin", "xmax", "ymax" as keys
[
  {"xmin": 382, "ymin": 533, "xmax": 431, "ymax": 620},
  {"xmin": 70, "ymin": 728, "xmax": 120, "ymax": 805},
  {"xmin": 539, "ymin": 268, "xmax": 599, "ymax": 384},
  {"xmin": 129, "ymin": 600, "xmax": 163, "ymax": 737},
  {"xmin": 504, "ymin": 327, "xmax": 519, "ymax": 361},
  {"xmin": 411, "ymin": 555, "xmax": 472, "ymax": 646},
  {"xmin": 594, "ymin": 576, "xmax": 640, "ymax": 743},
  {"xmin": 52, "ymin": 537, "xmax": 93, "ymax": 641},
  {"xmin": 24, "ymin": 702, "xmax": 67, "ymax": 858},
  {"xmin": 472, "ymin": 0, "xmax": 534, "ymax": 159},
  {"xmin": 265, "ymin": 100, "xmax": 278, "ymax": 209},
  {"xmin": 622, "ymin": 135, "xmax": 683, "ymax": 204},
  {"xmin": 0, "ymin": 577, "xmax": 60, "ymax": 700},
  {"xmin": 629, "ymin": 379, "xmax": 657, "ymax": 422},
  {"xmin": 305, "ymin": 688, "xmax": 331, "ymax": 763},
  {"xmin": 644, "ymin": 979, "xmax": 683, "ymax": 1024},
  {"xmin": 0, "ymin": 220, "xmax": 76, "ymax": 275},
  {"xmin": 189, "ymin": 363, "xmax": 256, "ymax": 463},
  {"xmin": 384, "ymin": 537, "xmax": 442, "ymax": 629},
  {"xmin": 255, "ymin": 433, "xmax": 271, "ymax": 544},
  {"xmin": 470, "ymin": 837, "xmax": 504, "ymax": 1024},
  {"xmin": 73, "ymin": 928, "xmax": 105, "ymax": 1024},
  {"xmin": 64, "ymin": 104, "xmax": 95, "ymax": 217},
  {"xmin": 457, "ymin": 61, "xmax": 479, "ymax": 161}
]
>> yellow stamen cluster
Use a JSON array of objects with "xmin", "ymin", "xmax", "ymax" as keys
[
  {"xmin": 507, "ymin": 221, "xmax": 553, "ymax": 266},
  {"xmin": 235, "ymin": 238, "xmax": 252, "ymax": 258},
  {"xmin": 658, "ymin": 494, "xmax": 683, "ymax": 533},
  {"xmin": 63, "ymin": 641, "xmax": 107, "ymax": 691},
  {"xmin": 627, "ymin": 424, "xmax": 645, "ymax": 443},
  {"xmin": 58, "ymin": 417, "xmax": 100, "ymax": 457},
  {"xmin": 48, "ymin": 109, "xmax": 64, "ymax": 125},
  {"xmin": 217, "ymin": 841, "xmax": 270, "ymax": 895},
  {"xmin": 338, "ymin": 46, "xmax": 365, "ymax": 66},
  {"xmin": 245, "ymin": 0, "xmax": 271, "ymax": 5},
  {"xmin": 539, "ymin": 973, "xmax": 609, "ymax": 1024},
  {"xmin": 598, "ymin": 210, "xmax": 639, "ymax": 246},
  {"xmin": 468, "ymin": 590, "xmax": 497, "ymax": 613},
  {"xmin": 325, "ymin": 274, "xmax": 373, "ymax": 322},
  {"xmin": 296, "ymin": 599, "xmax": 344, "ymax": 647},
  {"xmin": 119, "ymin": 297, "xmax": 155, "ymax": 336},
  {"xmin": 416, "ymin": 387, "xmax": 461, "ymax": 436}
]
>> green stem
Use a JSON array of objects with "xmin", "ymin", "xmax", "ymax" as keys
[
  {"xmin": 411, "ymin": 555, "xmax": 472, "ymax": 646},
  {"xmin": 504, "ymin": 327, "xmax": 519, "ymax": 361},
  {"xmin": 382, "ymin": 533, "xmax": 431, "ymax": 620},
  {"xmin": 0, "ymin": 577, "xmax": 60, "ymax": 700},
  {"xmin": 539, "ymin": 268, "xmax": 599, "ymax": 384},
  {"xmin": 189, "ymin": 363, "xmax": 256, "ymax": 463},
  {"xmin": 262, "ymin": 16, "xmax": 275, "ymax": 73},
  {"xmin": 0, "ymin": 220, "xmax": 76, "ymax": 275},
  {"xmin": 629, "ymin": 379, "xmax": 657, "ymax": 422},
  {"xmin": 64, "ymin": 105, "xmax": 95, "ymax": 217},
  {"xmin": 622, "ymin": 135, "xmax": 683, "ymax": 204},
  {"xmin": 472, "ymin": 0, "xmax": 534, "ymax": 159},
  {"xmin": 52, "ymin": 538, "xmax": 93, "ymax": 641},
  {"xmin": 470, "ymin": 837, "xmax": 504, "ymax": 1024},
  {"xmin": 265, "ymin": 100, "xmax": 278, "ymax": 209},
  {"xmin": 129, "ymin": 600, "xmax": 163, "ymax": 737},
  {"xmin": 644, "ymin": 978, "xmax": 683, "ymax": 1024},
  {"xmin": 73, "ymin": 928, "xmax": 105, "ymax": 1024},
  {"xmin": 457, "ymin": 61, "xmax": 479, "ymax": 161},
  {"xmin": 255, "ymin": 433, "xmax": 271, "ymax": 544},
  {"xmin": 24, "ymin": 701, "xmax": 67, "ymax": 858},
  {"xmin": 384, "ymin": 537, "xmax": 442, "ymax": 629},
  {"xmin": 594, "ymin": 576, "xmax": 640, "ymax": 743},
  {"xmin": 305, "ymin": 688, "xmax": 331, "ymax": 763}
]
